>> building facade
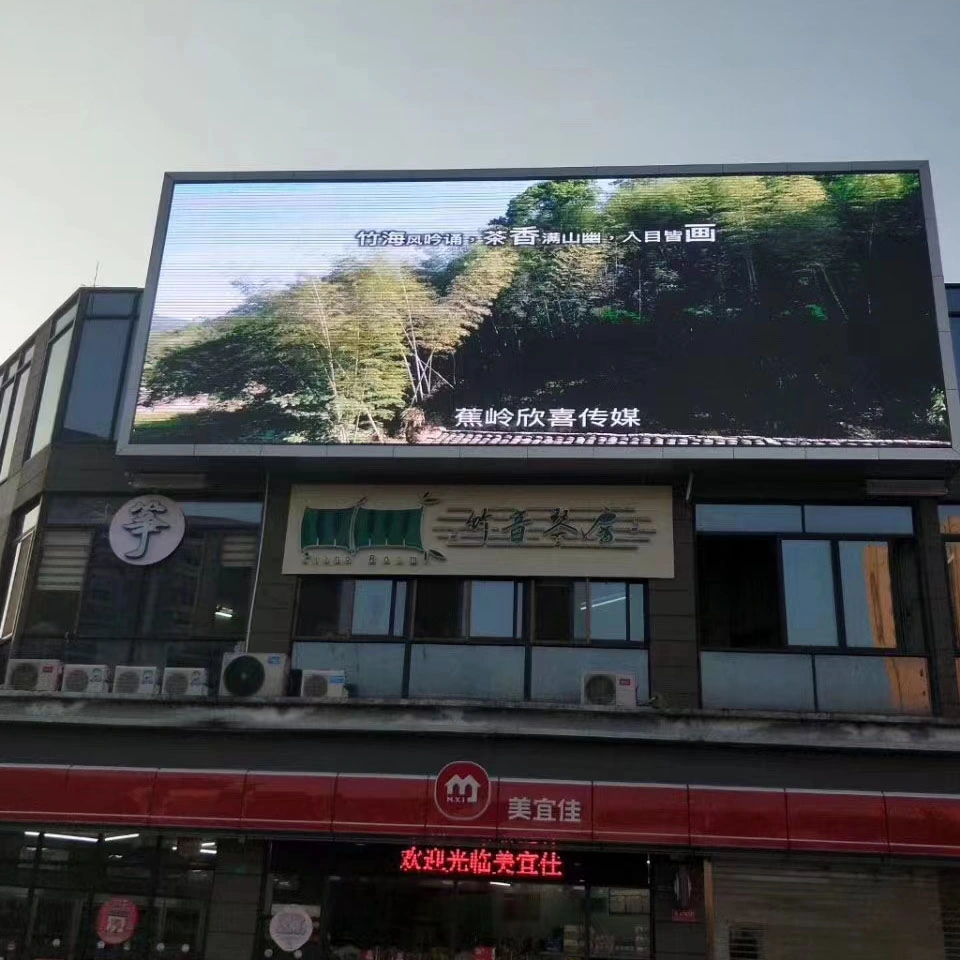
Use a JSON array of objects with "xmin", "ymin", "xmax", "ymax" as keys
[{"xmin": 0, "ymin": 172, "xmax": 959, "ymax": 960}]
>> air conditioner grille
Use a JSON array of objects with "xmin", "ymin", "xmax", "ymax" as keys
[
  {"xmin": 63, "ymin": 669, "xmax": 89, "ymax": 693},
  {"xmin": 9, "ymin": 662, "xmax": 39, "ymax": 691},
  {"xmin": 584, "ymin": 673, "xmax": 617, "ymax": 705},
  {"xmin": 115, "ymin": 670, "xmax": 142, "ymax": 695},
  {"xmin": 164, "ymin": 672, "xmax": 188, "ymax": 697},
  {"xmin": 223, "ymin": 655, "xmax": 266, "ymax": 697},
  {"xmin": 302, "ymin": 673, "xmax": 329, "ymax": 698}
]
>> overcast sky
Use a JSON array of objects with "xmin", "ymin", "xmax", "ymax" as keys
[{"xmin": 1, "ymin": 0, "xmax": 959, "ymax": 360}]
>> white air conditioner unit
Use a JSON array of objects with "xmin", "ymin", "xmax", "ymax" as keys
[
  {"xmin": 220, "ymin": 652, "xmax": 289, "ymax": 698},
  {"xmin": 300, "ymin": 669, "xmax": 348, "ymax": 700},
  {"xmin": 113, "ymin": 666, "xmax": 161, "ymax": 698},
  {"xmin": 581, "ymin": 672, "xmax": 637, "ymax": 707},
  {"xmin": 62, "ymin": 664, "xmax": 111, "ymax": 696},
  {"xmin": 161, "ymin": 667, "xmax": 209, "ymax": 698},
  {"xmin": 4, "ymin": 659, "xmax": 62, "ymax": 693}
]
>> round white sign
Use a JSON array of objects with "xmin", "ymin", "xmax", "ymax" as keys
[
  {"xmin": 109, "ymin": 496, "xmax": 186, "ymax": 566},
  {"xmin": 269, "ymin": 908, "xmax": 314, "ymax": 953}
]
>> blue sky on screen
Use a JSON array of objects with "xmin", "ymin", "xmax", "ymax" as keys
[{"xmin": 152, "ymin": 178, "xmax": 569, "ymax": 324}]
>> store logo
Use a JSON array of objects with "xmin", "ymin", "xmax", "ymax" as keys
[
  {"xmin": 109, "ymin": 495, "xmax": 185, "ymax": 566},
  {"xmin": 269, "ymin": 907, "xmax": 315, "ymax": 952},
  {"xmin": 96, "ymin": 898, "xmax": 139, "ymax": 945},
  {"xmin": 435, "ymin": 761, "xmax": 491, "ymax": 821}
]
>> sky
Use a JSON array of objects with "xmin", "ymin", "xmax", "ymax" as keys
[{"xmin": 2, "ymin": 0, "xmax": 960, "ymax": 361}]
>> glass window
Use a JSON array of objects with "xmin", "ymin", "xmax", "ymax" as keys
[
  {"xmin": 782, "ymin": 540, "xmax": 839, "ymax": 646},
  {"xmin": 803, "ymin": 505, "xmax": 913, "ymax": 536},
  {"xmin": 352, "ymin": 579, "xmax": 396, "ymax": 635},
  {"xmin": 61, "ymin": 317, "xmax": 131, "ymax": 440},
  {"xmin": 413, "ymin": 579, "xmax": 462, "ymax": 639},
  {"xmin": 0, "ymin": 506, "xmax": 39, "ymax": 639},
  {"xmin": 698, "ymin": 537, "xmax": 782, "ymax": 649},
  {"xmin": 535, "ymin": 581, "xmax": 575, "ymax": 643},
  {"xmin": 469, "ymin": 580, "xmax": 521, "ymax": 638},
  {"xmin": 589, "ymin": 887, "xmax": 651, "ymax": 960},
  {"xmin": 88, "ymin": 291, "xmax": 139, "ymax": 317},
  {"xmin": 29, "ymin": 321, "xmax": 75, "ymax": 459},
  {"xmin": 587, "ymin": 582, "xmax": 628, "ymax": 641},
  {"xmin": 22, "ymin": 498, "xmax": 261, "ymax": 643},
  {"xmin": 696, "ymin": 504, "xmax": 803, "ymax": 533},
  {"xmin": 940, "ymin": 505, "xmax": 960, "ymax": 535},
  {"xmin": 838, "ymin": 541, "xmax": 897, "ymax": 648},
  {"xmin": 535, "ymin": 581, "xmax": 643, "ymax": 644},
  {"xmin": 296, "ymin": 579, "xmax": 406, "ymax": 639},
  {"xmin": 0, "ymin": 369, "xmax": 30, "ymax": 482}
]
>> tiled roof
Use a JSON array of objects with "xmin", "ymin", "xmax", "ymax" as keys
[{"xmin": 428, "ymin": 430, "xmax": 951, "ymax": 448}]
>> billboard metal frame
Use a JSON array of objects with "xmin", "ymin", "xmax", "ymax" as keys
[{"xmin": 115, "ymin": 162, "xmax": 959, "ymax": 463}]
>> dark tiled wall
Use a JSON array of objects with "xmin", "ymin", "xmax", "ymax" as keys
[{"xmin": 648, "ymin": 495, "xmax": 699, "ymax": 708}]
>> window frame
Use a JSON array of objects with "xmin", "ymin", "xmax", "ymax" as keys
[
  {"xmin": 293, "ymin": 576, "xmax": 649, "ymax": 701},
  {"xmin": 0, "ymin": 502, "xmax": 41, "ymax": 641},
  {"xmin": 939, "ymin": 507, "xmax": 960, "ymax": 651},
  {"xmin": 0, "ymin": 343, "xmax": 33, "ymax": 485},
  {"xmin": 25, "ymin": 303, "xmax": 78, "ymax": 461},
  {"xmin": 695, "ymin": 501, "xmax": 918, "ymax": 657},
  {"xmin": 58, "ymin": 291, "xmax": 139, "ymax": 444}
]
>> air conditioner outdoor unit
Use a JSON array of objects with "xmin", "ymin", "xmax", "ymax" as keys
[
  {"xmin": 4, "ymin": 659, "xmax": 62, "ymax": 693},
  {"xmin": 219, "ymin": 653, "xmax": 289, "ymax": 698},
  {"xmin": 62, "ymin": 664, "xmax": 111, "ymax": 696},
  {"xmin": 113, "ymin": 666, "xmax": 161, "ymax": 698},
  {"xmin": 161, "ymin": 667, "xmax": 209, "ymax": 698},
  {"xmin": 581, "ymin": 672, "xmax": 637, "ymax": 707},
  {"xmin": 300, "ymin": 669, "xmax": 348, "ymax": 700}
]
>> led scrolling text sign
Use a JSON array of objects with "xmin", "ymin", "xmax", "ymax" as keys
[{"xmin": 400, "ymin": 846, "xmax": 564, "ymax": 880}]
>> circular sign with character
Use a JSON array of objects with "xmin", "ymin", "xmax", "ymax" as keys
[
  {"xmin": 97, "ymin": 898, "xmax": 140, "ymax": 945},
  {"xmin": 269, "ymin": 907, "xmax": 314, "ymax": 953},
  {"xmin": 109, "ymin": 496, "xmax": 185, "ymax": 566}
]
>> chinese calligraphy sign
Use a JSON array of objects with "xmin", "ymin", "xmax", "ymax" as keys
[
  {"xmin": 108, "ymin": 496, "xmax": 185, "ymax": 566},
  {"xmin": 284, "ymin": 485, "xmax": 674, "ymax": 578}
]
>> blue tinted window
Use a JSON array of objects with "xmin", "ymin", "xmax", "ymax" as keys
[
  {"xmin": 469, "ymin": 581, "xmax": 520, "ymax": 638},
  {"xmin": 782, "ymin": 540, "xmax": 838, "ymax": 647},
  {"xmin": 88, "ymin": 292, "xmax": 139, "ymax": 317},
  {"xmin": 696, "ymin": 504, "xmax": 803, "ymax": 533},
  {"xmin": 0, "ymin": 372, "xmax": 29, "ymax": 481},
  {"xmin": 838, "ymin": 541, "xmax": 896, "ymax": 648},
  {"xmin": 803, "ymin": 505, "xmax": 913, "ymax": 535},
  {"xmin": 62, "ymin": 318, "xmax": 131, "ymax": 440},
  {"xmin": 29, "ymin": 326, "xmax": 75, "ymax": 458}
]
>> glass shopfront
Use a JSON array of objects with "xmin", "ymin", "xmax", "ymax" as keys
[
  {"xmin": 262, "ymin": 841, "xmax": 652, "ymax": 960},
  {"xmin": 0, "ymin": 829, "xmax": 216, "ymax": 960}
]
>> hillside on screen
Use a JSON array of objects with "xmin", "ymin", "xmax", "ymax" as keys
[{"xmin": 131, "ymin": 172, "xmax": 949, "ymax": 447}]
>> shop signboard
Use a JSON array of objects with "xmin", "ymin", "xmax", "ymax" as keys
[
  {"xmin": 282, "ymin": 485, "xmax": 674, "ymax": 579},
  {"xmin": 120, "ymin": 164, "xmax": 957, "ymax": 461}
]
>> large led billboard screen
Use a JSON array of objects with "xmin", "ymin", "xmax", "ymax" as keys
[{"xmin": 123, "ymin": 166, "xmax": 954, "ymax": 456}]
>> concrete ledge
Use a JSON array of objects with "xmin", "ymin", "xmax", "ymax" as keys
[{"xmin": 0, "ymin": 693, "xmax": 958, "ymax": 754}]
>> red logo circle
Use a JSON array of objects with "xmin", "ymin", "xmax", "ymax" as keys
[
  {"xmin": 435, "ymin": 761, "xmax": 491, "ymax": 821},
  {"xmin": 97, "ymin": 898, "xmax": 139, "ymax": 945}
]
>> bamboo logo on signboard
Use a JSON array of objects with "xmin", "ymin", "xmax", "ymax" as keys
[{"xmin": 300, "ymin": 496, "xmax": 447, "ymax": 563}]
